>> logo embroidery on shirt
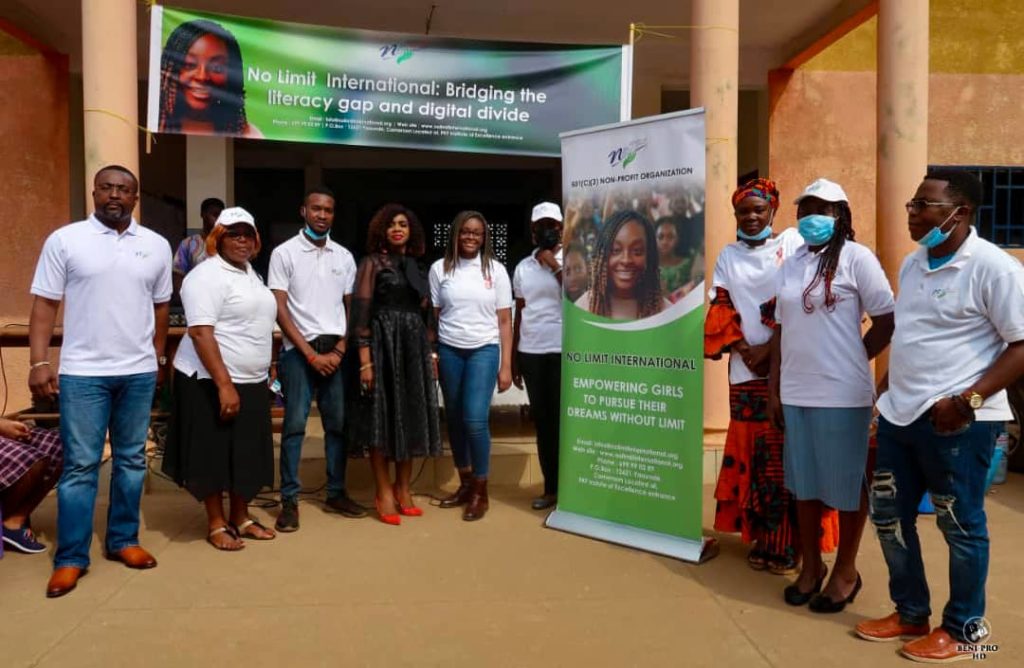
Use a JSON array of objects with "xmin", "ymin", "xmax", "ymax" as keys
[{"xmin": 931, "ymin": 288, "xmax": 955, "ymax": 299}]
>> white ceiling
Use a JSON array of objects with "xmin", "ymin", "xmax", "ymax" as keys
[{"xmin": 3, "ymin": 0, "xmax": 873, "ymax": 88}]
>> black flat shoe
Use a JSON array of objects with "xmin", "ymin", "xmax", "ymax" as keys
[
  {"xmin": 809, "ymin": 573, "xmax": 862, "ymax": 613},
  {"xmin": 783, "ymin": 565, "xmax": 828, "ymax": 606},
  {"xmin": 531, "ymin": 495, "xmax": 557, "ymax": 511}
]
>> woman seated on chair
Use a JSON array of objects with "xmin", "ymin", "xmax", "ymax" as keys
[
  {"xmin": 161, "ymin": 207, "xmax": 278, "ymax": 550},
  {"xmin": 1, "ymin": 417, "xmax": 62, "ymax": 554}
]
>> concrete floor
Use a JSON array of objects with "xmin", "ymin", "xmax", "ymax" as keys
[{"xmin": 2, "ymin": 472, "xmax": 1022, "ymax": 667}]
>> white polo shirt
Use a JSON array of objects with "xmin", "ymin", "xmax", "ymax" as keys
[
  {"xmin": 267, "ymin": 232, "xmax": 357, "ymax": 350},
  {"xmin": 174, "ymin": 255, "xmax": 278, "ymax": 383},
  {"xmin": 877, "ymin": 228, "xmax": 1024, "ymax": 425},
  {"xmin": 30, "ymin": 216, "xmax": 173, "ymax": 376},
  {"xmin": 513, "ymin": 248, "xmax": 563, "ymax": 354},
  {"xmin": 775, "ymin": 240, "xmax": 895, "ymax": 408},
  {"xmin": 430, "ymin": 255, "xmax": 513, "ymax": 348},
  {"xmin": 710, "ymin": 228, "xmax": 803, "ymax": 384}
]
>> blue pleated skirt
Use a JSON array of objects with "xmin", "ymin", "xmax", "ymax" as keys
[{"xmin": 782, "ymin": 405, "xmax": 872, "ymax": 512}]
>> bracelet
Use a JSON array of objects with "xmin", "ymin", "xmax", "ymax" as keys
[
  {"xmin": 30, "ymin": 361, "xmax": 50, "ymax": 370},
  {"xmin": 330, "ymin": 348, "xmax": 345, "ymax": 359},
  {"xmin": 306, "ymin": 353, "xmax": 317, "ymax": 364},
  {"xmin": 360, "ymin": 363, "xmax": 373, "ymax": 371}
]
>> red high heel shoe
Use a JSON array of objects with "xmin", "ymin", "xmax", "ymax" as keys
[
  {"xmin": 393, "ymin": 485, "xmax": 423, "ymax": 517},
  {"xmin": 375, "ymin": 498, "xmax": 401, "ymax": 526}
]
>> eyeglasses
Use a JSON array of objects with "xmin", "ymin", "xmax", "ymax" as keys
[
  {"xmin": 905, "ymin": 199, "xmax": 958, "ymax": 214},
  {"xmin": 223, "ymin": 228, "xmax": 256, "ymax": 239},
  {"xmin": 96, "ymin": 183, "xmax": 136, "ymax": 196}
]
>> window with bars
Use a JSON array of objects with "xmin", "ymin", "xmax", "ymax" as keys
[{"xmin": 937, "ymin": 166, "xmax": 1024, "ymax": 248}]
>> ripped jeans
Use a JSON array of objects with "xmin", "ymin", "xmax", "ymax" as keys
[{"xmin": 871, "ymin": 414, "xmax": 1000, "ymax": 642}]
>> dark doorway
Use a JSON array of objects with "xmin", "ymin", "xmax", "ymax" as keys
[{"xmin": 322, "ymin": 165, "xmax": 559, "ymax": 268}]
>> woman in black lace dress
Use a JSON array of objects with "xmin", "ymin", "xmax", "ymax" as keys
[{"xmin": 349, "ymin": 204, "xmax": 442, "ymax": 525}]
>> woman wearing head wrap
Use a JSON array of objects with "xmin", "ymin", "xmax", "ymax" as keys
[
  {"xmin": 162, "ymin": 207, "xmax": 278, "ymax": 550},
  {"xmin": 705, "ymin": 178, "xmax": 837, "ymax": 575}
]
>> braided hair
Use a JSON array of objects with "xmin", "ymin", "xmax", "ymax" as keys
[
  {"xmin": 158, "ymin": 20, "xmax": 249, "ymax": 134},
  {"xmin": 801, "ymin": 200, "xmax": 855, "ymax": 313},
  {"xmin": 588, "ymin": 209, "xmax": 662, "ymax": 318},
  {"xmin": 444, "ymin": 210, "xmax": 497, "ymax": 280}
]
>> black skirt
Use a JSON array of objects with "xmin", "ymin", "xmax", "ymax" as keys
[
  {"xmin": 162, "ymin": 371, "xmax": 274, "ymax": 502},
  {"xmin": 348, "ymin": 308, "xmax": 442, "ymax": 461}
]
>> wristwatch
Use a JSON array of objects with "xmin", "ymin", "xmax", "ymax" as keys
[
  {"xmin": 157, "ymin": 356, "xmax": 168, "ymax": 367},
  {"xmin": 961, "ymin": 390, "xmax": 984, "ymax": 410}
]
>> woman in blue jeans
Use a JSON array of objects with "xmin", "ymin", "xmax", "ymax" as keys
[{"xmin": 429, "ymin": 211, "xmax": 514, "ymax": 521}]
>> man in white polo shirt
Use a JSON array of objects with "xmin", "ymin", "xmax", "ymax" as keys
[
  {"xmin": 268, "ymin": 185, "xmax": 364, "ymax": 531},
  {"xmin": 29, "ymin": 165, "xmax": 172, "ymax": 598},
  {"xmin": 856, "ymin": 169, "xmax": 1024, "ymax": 662}
]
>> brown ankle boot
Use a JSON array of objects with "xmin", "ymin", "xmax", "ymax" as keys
[
  {"xmin": 440, "ymin": 468, "xmax": 473, "ymax": 508},
  {"xmin": 463, "ymin": 478, "xmax": 489, "ymax": 521}
]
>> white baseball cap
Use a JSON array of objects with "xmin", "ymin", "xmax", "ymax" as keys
[
  {"xmin": 215, "ymin": 206, "xmax": 256, "ymax": 228},
  {"xmin": 794, "ymin": 178, "xmax": 849, "ymax": 205},
  {"xmin": 531, "ymin": 201, "xmax": 563, "ymax": 223}
]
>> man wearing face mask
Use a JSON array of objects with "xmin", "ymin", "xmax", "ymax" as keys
[
  {"xmin": 512, "ymin": 202, "xmax": 564, "ymax": 510},
  {"xmin": 856, "ymin": 169, "xmax": 1024, "ymax": 662},
  {"xmin": 267, "ymin": 185, "xmax": 365, "ymax": 532}
]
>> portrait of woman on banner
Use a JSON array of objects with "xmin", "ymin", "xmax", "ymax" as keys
[
  {"xmin": 157, "ymin": 19, "xmax": 263, "ymax": 138},
  {"xmin": 573, "ymin": 209, "xmax": 670, "ymax": 322}
]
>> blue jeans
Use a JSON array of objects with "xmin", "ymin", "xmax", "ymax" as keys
[
  {"xmin": 871, "ymin": 414, "xmax": 1000, "ymax": 642},
  {"xmin": 56, "ymin": 373, "xmax": 157, "ymax": 569},
  {"xmin": 278, "ymin": 346, "xmax": 348, "ymax": 501},
  {"xmin": 438, "ymin": 343, "xmax": 498, "ymax": 478}
]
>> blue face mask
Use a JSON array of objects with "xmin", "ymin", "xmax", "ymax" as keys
[
  {"xmin": 917, "ymin": 208, "xmax": 959, "ymax": 249},
  {"xmin": 304, "ymin": 224, "xmax": 330, "ymax": 241},
  {"xmin": 797, "ymin": 214, "xmax": 836, "ymax": 246},
  {"xmin": 737, "ymin": 225, "xmax": 772, "ymax": 242}
]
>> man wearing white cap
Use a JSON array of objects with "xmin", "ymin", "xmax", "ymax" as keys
[
  {"xmin": 512, "ymin": 202, "xmax": 564, "ymax": 510},
  {"xmin": 29, "ymin": 165, "xmax": 173, "ymax": 597}
]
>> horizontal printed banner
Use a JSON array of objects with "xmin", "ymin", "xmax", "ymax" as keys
[{"xmin": 147, "ymin": 5, "xmax": 629, "ymax": 156}]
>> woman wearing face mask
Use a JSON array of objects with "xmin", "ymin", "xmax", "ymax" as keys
[
  {"xmin": 430, "ymin": 211, "xmax": 514, "ymax": 521},
  {"xmin": 706, "ymin": 178, "xmax": 837, "ymax": 576},
  {"xmin": 765, "ymin": 178, "xmax": 895, "ymax": 612},
  {"xmin": 512, "ymin": 202, "xmax": 564, "ymax": 511},
  {"xmin": 575, "ymin": 209, "xmax": 668, "ymax": 320}
]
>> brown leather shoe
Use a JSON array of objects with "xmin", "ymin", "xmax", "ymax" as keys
[
  {"xmin": 106, "ymin": 545, "xmax": 158, "ymax": 569},
  {"xmin": 855, "ymin": 613, "xmax": 930, "ymax": 642},
  {"xmin": 46, "ymin": 567, "xmax": 87, "ymax": 598},
  {"xmin": 462, "ymin": 478, "xmax": 489, "ymax": 521},
  {"xmin": 900, "ymin": 629, "xmax": 972, "ymax": 663},
  {"xmin": 440, "ymin": 468, "xmax": 473, "ymax": 508}
]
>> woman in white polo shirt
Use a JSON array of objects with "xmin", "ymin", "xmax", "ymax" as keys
[
  {"xmin": 512, "ymin": 202, "xmax": 564, "ymax": 511},
  {"xmin": 766, "ymin": 179, "xmax": 895, "ymax": 612},
  {"xmin": 162, "ymin": 207, "xmax": 278, "ymax": 550},
  {"xmin": 430, "ymin": 211, "xmax": 514, "ymax": 522},
  {"xmin": 705, "ymin": 178, "xmax": 837, "ymax": 576}
]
